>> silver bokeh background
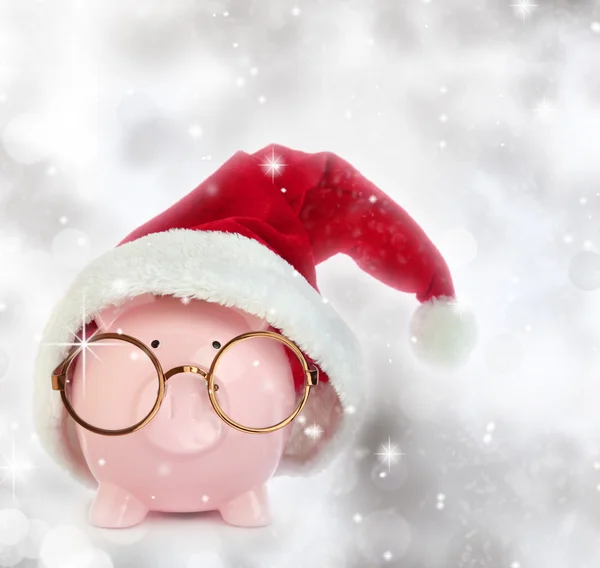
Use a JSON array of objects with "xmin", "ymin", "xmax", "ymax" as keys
[{"xmin": 1, "ymin": 0, "xmax": 600, "ymax": 566}]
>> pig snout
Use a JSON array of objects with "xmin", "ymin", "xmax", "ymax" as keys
[{"xmin": 139, "ymin": 372, "xmax": 226, "ymax": 455}]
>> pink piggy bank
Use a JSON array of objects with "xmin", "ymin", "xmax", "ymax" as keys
[
  {"xmin": 67, "ymin": 293, "xmax": 307, "ymax": 528},
  {"xmin": 35, "ymin": 144, "xmax": 470, "ymax": 533}
]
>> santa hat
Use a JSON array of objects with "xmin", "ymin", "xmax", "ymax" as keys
[{"xmin": 33, "ymin": 144, "xmax": 477, "ymax": 488}]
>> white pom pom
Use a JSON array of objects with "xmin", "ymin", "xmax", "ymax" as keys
[{"xmin": 409, "ymin": 297, "xmax": 478, "ymax": 368}]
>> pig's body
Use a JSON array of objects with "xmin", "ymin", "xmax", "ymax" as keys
[{"xmin": 70, "ymin": 295, "xmax": 297, "ymax": 528}]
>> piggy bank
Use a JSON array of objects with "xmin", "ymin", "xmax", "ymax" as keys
[
  {"xmin": 68, "ymin": 293, "xmax": 301, "ymax": 528},
  {"xmin": 36, "ymin": 144, "xmax": 470, "ymax": 532}
]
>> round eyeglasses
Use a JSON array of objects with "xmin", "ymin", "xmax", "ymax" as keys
[{"xmin": 51, "ymin": 331, "xmax": 319, "ymax": 436}]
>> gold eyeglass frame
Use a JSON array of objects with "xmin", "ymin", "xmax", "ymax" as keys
[{"xmin": 51, "ymin": 330, "xmax": 319, "ymax": 437}]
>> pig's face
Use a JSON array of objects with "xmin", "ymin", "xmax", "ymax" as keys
[{"xmin": 69, "ymin": 294, "xmax": 298, "ymax": 510}]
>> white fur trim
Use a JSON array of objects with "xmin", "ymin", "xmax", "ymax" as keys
[
  {"xmin": 409, "ymin": 296, "xmax": 478, "ymax": 368},
  {"xmin": 33, "ymin": 229, "xmax": 365, "ymax": 487}
]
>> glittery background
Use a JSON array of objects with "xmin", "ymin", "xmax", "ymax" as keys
[{"xmin": 1, "ymin": 1, "xmax": 600, "ymax": 567}]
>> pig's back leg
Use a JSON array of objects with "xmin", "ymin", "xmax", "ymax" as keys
[
  {"xmin": 218, "ymin": 484, "xmax": 271, "ymax": 527},
  {"xmin": 89, "ymin": 483, "xmax": 148, "ymax": 528}
]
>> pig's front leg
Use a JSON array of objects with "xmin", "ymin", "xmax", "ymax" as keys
[
  {"xmin": 89, "ymin": 483, "xmax": 148, "ymax": 528},
  {"xmin": 218, "ymin": 484, "xmax": 271, "ymax": 527}
]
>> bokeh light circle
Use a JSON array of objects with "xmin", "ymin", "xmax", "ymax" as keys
[
  {"xmin": 39, "ymin": 526, "xmax": 92, "ymax": 568},
  {"xmin": 2, "ymin": 113, "xmax": 52, "ymax": 164},
  {"xmin": 356, "ymin": 510, "xmax": 411, "ymax": 563},
  {"xmin": 16, "ymin": 518, "xmax": 50, "ymax": 560},
  {"xmin": 75, "ymin": 548, "xmax": 114, "ymax": 568},
  {"xmin": 51, "ymin": 229, "xmax": 91, "ymax": 269},
  {"xmin": 371, "ymin": 457, "xmax": 408, "ymax": 491},
  {"xmin": 483, "ymin": 333, "xmax": 524, "ymax": 374},
  {"xmin": 329, "ymin": 458, "xmax": 359, "ymax": 496},
  {"xmin": 568, "ymin": 251, "xmax": 600, "ymax": 290},
  {"xmin": 0, "ymin": 509, "xmax": 29, "ymax": 546},
  {"xmin": 439, "ymin": 227, "xmax": 478, "ymax": 267},
  {"xmin": 0, "ymin": 546, "xmax": 23, "ymax": 567}
]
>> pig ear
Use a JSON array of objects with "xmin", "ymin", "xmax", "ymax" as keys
[{"xmin": 94, "ymin": 293, "xmax": 157, "ymax": 331}]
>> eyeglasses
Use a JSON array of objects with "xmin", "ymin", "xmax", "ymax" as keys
[{"xmin": 51, "ymin": 330, "xmax": 319, "ymax": 436}]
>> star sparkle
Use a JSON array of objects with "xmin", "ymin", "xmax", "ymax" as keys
[
  {"xmin": 0, "ymin": 436, "xmax": 36, "ymax": 499},
  {"xmin": 42, "ymin": 293, "xmax": 122, "ymax": 389},
  {"xmin": 375, "ymin": 437, "xmax": 404, "ymax": 472},
  {"xmin": 510, "ymin": 0, "xmax": 538, "ymax": 21},
  {"xmin": 259, "ymin": 148, "xmax": 287, "ymax": 182},
  {"xmin": 304, "ymin": 422, "xmax": 323, "ymax": 440}
]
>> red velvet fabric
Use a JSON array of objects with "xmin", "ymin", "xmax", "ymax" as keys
[{"xmin": 119, "ymin": 144, "xmax": 454, "ymax": 302}]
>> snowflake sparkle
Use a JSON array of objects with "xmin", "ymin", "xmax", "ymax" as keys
[
  {"xmin": 0, "ymin": 436, "xmax": 36, "ymax": 499},
  {"xmin": 375, "ymin": 437, "xmax": 404, "ymax": 472},
  {"xmin": 259, "ymin": 148, "xmax": 287, "ymax": 182},
  {"xmin": 304, "ymin": 422, "xmax": 323, "ymax": 440},
  {"xmin": 42, "ymin": 293, "xmax": 123, "ymax": 389},
  {"xmin": 510, "ymin": 0, "xmax": 538, "ymax": 21}
]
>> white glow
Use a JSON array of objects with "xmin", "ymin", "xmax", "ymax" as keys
[
  {"xmin": 0, "ymin": 437, "xmax": 37, "ymax": 499},
  {"xmin": 259, "ymin": 148, "xmax": 287, "ymax": 182},
  {"xmin": 0, "ymin": 509, "xmax": 29, "ymax": 547},
  {"xmin": 510, "ymin": 0, "xmax": 538, "ymax": 20},
  {"xmin": 375, "ymin": 437, "xmax": 403, "ymax": 472}
]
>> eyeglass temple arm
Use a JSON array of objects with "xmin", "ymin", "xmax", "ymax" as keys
[
  {"xmin": 51, "ymin": 345, "xmax": 81, "ymax": 391},
  {"xmin": 51, "ymin": 367, "xmax": 66, "ymax": 391},
  {"xmin": 308, "ymin": 366, "xmax": 319, "ymax": 386}
]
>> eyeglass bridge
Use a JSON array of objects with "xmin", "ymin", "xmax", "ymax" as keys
[{"xmin": 164, "ymin": 365, "xmax": 219, "ymax": 391}]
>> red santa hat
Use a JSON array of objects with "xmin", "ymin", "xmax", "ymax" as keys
[{"xmin": 33, "ymin": 144, "xmax": 477, "ymax": 487}]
